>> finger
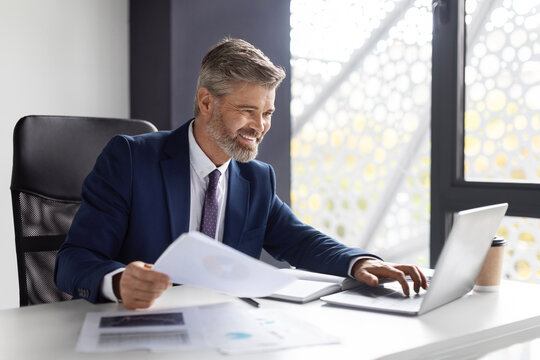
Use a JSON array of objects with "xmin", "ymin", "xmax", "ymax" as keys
[
  {"xmin": 122, "ymin": 273, "xmax": 170, "ymax": 294},
  {"xmin": 361, "ymin": 263, "xmax": 409, "ymax": 295},
  {"xmin": 382, "ymin": 267, "xmax": 409, "ymax": 296},
  {"xmin": 412, "ymin": 268, "xmax": 422, "ymax": 293},
  {"xmin": 126, "ymin": 262, "xmax": 170, "ymax": 287},
  {"xmin": 421, "ymin": 271, "xmax": 428, "ymax": 289},
  {"xmin": 409, "ymin": 266, "xmax": 428, "ymax": 290},
  {"xmin": 121, "ymin": 286, "xmax": 164, "ymax": 309},
  {"xmin": 137, "ymin": 272, "xmax": 171, "ymax": 290},
  {"xmin": 130, "ymin": 286, "xmax": 167, "ymax": 300},
  {"xmin": 120, "ymin": 272, "xmax": 170, "ymax": 301},
  {"xmin": 127, "ymin": 262, "xmax": 166, "ymax": 280},
  {"xmin": 394, "ymin": 271, "xmax": 410, "ymax": 296},
  {"xmin": 355, "ymin": 269, "xmax": 379, "ymax": 287},
  {"xmin": 353, "ymin": 259, "xmax": 411, "ymax": 295},
  {"xmin": 399, "ymin": 265, "xmax": 423, "ymax": 293}
]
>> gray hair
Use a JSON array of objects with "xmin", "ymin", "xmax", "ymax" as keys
[{"xmin": 193, "ymin": 38, "xmax": 286, "ymax": 117}]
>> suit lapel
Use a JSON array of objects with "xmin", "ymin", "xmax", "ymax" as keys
[
  {"xmin": 159, "ymin": 121, "xmax": 250, "ymax": 247},
  {"xmin": 223, "ymin": 160, "xmax": 249, "ymax": 249},
  {"xmin": 160, "ymin": 122, "xmax": 191, "ymax": 241}
]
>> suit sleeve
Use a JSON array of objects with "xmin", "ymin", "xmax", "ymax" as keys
[
  {"xmin": 262, "ymin": 166, "xmax": 381, "ymax": 277},
  {"xmin": 54, "ymin": 135, "xmax": 133, "ymax": 303}
]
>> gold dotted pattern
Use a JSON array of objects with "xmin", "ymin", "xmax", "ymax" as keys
[
  {"xmin": 464, "ymin": 1, "xmax": 540, "ymax": 182},
  {"xmin": 498, "ymin": 216, "xmax": 540, "ymax": 283},
  {"xmin": 290, "ymin": 0, "xmax": 432, "ymax": 262}
]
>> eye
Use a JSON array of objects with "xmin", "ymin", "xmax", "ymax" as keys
[{"xmin": 263, "ymin": 111, "xmax": 273, "ymax": 118}]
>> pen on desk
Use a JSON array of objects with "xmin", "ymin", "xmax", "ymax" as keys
[{"xmin": 239, "ymin": 297, "xmax": 260, "ymax": 308}]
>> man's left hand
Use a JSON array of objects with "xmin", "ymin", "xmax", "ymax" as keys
[{"xmin": 351, "ymin": 258, "xmax": 428, "ymax": 296}]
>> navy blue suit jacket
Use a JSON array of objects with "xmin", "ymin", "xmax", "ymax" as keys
[{"xmin": 55, "ymin": 120, "xmax": 377, "ymax": 303}]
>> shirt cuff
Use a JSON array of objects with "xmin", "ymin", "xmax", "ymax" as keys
[
  {"xmin": 101, "ymin": 267, "xmax": 125, "ymax": 302},
  {"xmin": 348, "ymin": 256, "xmax": 377, "ymax": 278}
]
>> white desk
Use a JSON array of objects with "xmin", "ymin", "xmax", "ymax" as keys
[{"xmin": 1, "ymin": 280, "xmax": 540, "ymax": 360}]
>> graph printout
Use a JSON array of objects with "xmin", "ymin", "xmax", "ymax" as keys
[
  {"xmin": 199, "ymin": 303, "xmax": 340, "ymax": 354},
  {"xmin": 76, "ymin": 307, "xmax": 205, "ymax": 352}
]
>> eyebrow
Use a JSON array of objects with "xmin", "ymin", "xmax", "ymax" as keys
[
  {"xmin": 233, "ymin": 103, "xmax": 275, "ymax": 112},
  {"xmin": 235, "ymin": 104, "xmax": 259, "ymax": 109}
]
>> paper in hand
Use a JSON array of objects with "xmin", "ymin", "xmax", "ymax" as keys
[{"xmin": 153, "ymin": 231, "xmax": 294, "ymax": 297}]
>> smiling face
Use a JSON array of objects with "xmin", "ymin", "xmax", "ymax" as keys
[{"xmin": 193, "ymin": 82, "xmax": 276, "ymax": 165}]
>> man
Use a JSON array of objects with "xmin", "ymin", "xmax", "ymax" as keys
[{"xmin": 55, "ymin": 38, "xmax": 427, "ymax": 310}]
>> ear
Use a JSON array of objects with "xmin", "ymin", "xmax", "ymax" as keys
[{"xmin": 197, "ymin": 87, "xmax": 214, "ymax": 116}]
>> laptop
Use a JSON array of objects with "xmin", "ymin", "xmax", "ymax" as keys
[{"xmin": 321, "ymin": 203, "xmax": 508, "ymax": 316}]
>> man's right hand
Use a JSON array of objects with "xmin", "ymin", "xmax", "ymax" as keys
[{"xmin": 113, "ymin": 261, "xmax": 172, "ymax": 309}]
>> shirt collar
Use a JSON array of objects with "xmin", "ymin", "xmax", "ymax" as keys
[{"xmin": 188, "ymin": 120, "xmax": 230, "ymax": 179}]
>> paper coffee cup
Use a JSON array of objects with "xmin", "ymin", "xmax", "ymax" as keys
[{"xmin": 474, "ymin": 236, "xmax": 506, "ymax": 292}]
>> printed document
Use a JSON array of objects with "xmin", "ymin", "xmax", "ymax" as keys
[
  {"xmin": 77, "ymin": 303, "xmax": 339, "ymax": 353},
  {"xmin": 200, "ymin": 303, "xmax": 339, "ymax": 354},
  {"xmin": 153, "ymin": 231, "xmax": 295, "ymax": 297},
  {"xmin": 77, "ymin": 306, "xmax": 206, "ymax": 352}
]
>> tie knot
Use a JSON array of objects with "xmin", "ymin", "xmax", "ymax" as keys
[{"xmin": 207, "ymin": 169, "xmax": 221, "ymax": 190}]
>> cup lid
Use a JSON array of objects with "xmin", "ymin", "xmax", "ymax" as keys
[{"xmin": 491, "ymin": 236, "xmax": 506, "ymax": 247}]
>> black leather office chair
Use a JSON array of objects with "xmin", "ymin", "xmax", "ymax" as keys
[{"xmin": 11, "ymin": 115, "xmax": 157, "ymax": 306}]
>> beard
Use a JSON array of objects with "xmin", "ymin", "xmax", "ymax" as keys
[{"xmin": 206, "ymin": 111, "xmax": 264, "ymax": 163}]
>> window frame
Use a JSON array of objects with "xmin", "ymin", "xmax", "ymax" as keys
[{"xmin": 430, "ymin": 0, "xmax": 540, "ymax": 267}]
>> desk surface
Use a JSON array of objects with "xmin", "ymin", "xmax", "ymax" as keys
[{"xmin": 1, "ymin": 280, "xmax": 540, "ymax": 360}]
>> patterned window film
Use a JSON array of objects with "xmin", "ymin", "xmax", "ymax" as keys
[
  {"xmin": 498, "ymin": 216, "xmax": 540, "ymax": 283},
  {"xmin": 465, "ymin": 0, "xmax": 540, "ymax": 283},
  {"xmin": 291, "ymin": 0, "xmax": 540, "ymax": 282},
  {"xmin": 465, "ymin": 0, "xmax": 540, "ymax": 183},
  {"xmin": 290, "ymin": 0, "xmax": 432, "ymax": 266}
]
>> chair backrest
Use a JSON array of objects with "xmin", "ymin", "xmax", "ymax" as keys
[{"xmin": 11, "ymin": 115, "xmax": 157, "ymax": 306}]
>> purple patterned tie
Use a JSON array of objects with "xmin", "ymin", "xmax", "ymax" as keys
[{"xmin": 200, "ymin": 169, "xmax": 221, "ymax": 238}]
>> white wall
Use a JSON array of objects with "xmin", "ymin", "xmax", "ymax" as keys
[{"xmin": 0, "ymin": 0, "xmax": 129, "ymax": 309}]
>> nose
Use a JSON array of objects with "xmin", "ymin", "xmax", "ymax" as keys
[{"xmin": 250, "ymin": 113, "xmax": 267, "ymax": 133}]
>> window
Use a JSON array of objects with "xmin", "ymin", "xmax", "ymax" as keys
[
  {"xmin": 291, "ymin": 0, "xmax": 540, "ymax": 282},
  {"xmin": 432, "ymin": 0, "xmax": 540, "ymax": 282},
  {"xmin": 290, "ymin": 0, "xmax": 433, "ymax": 265},
  {"xmin": 464, "ymin": 0, "xmax": 540, "ymax": 183}
]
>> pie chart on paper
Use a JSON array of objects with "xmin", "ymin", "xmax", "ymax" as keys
[
  {"xmin": 203, "ymin": 255, "xmax": 249, "ymax": 280},
  {"xmin": 153, "ymin": 231, "xmax": 295, "ymax": 297},
  {"xmin": 225, "ymin": 332, "xmax": 252, "ymax": 340}
]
